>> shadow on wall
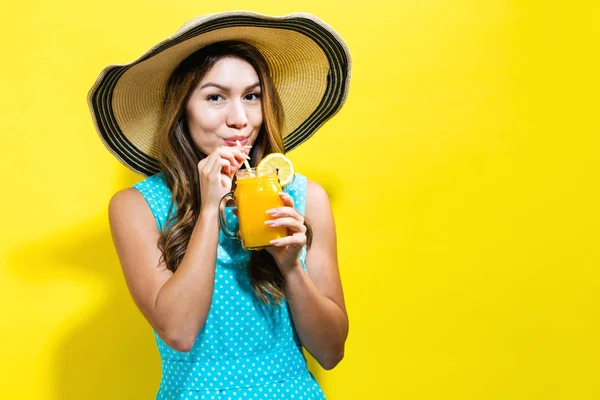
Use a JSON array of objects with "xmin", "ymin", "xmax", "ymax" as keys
[
  {"xmin": 9, "ymin": 167, "xmax": 339, "ymax": 399},
  {"xmin": 10, "ymin": 170, "xmax": 159, "ymax": 400}
]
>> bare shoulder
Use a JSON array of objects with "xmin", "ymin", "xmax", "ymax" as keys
[
  {"xmin": 304, "ymin": 178, "xmax": 336, "ymax": 242},
  {"xmin": 109, "ymin": 187, "xmax": 152, "ymax": 222},
  {"xmin": 108, "ymin": 187, "xmax": 172, "ymax": 327},
  {"xmin": 305, "ymin": 179, "xmax": 332, "ymax": 217},
  {"xmin": 108, "ymin": 186, "xmax": 165, "ymax": 268}
]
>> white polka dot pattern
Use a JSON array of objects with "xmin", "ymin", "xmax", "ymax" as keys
[{"xmin": 133, "ymin": 173, "xmax": 324, "ymax": 399}]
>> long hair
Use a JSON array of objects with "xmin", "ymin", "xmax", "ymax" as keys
[{"xmin": 156, "ymin": 40, "xmax": 311, "ymax": 305}]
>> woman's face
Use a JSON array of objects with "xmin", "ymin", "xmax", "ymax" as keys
[{"xmin": 185, "ymin": 57, "xmax": 263, "ymax": 155}]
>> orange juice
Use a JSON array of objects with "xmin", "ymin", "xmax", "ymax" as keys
[{"xmin": 229, "ymin": 168, "xmax": 287, "ymax": 249}]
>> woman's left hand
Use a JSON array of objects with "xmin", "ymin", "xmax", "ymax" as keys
[{"xmin": 264, "ymin": 192, "xmax": 306, "ymax": 274}]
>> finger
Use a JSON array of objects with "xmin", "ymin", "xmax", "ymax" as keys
[
  {"xmin": 216, "ymin": 148, "xmax": 245, "ymax": 175},
  {"xmin": 270, "ymin": 233, "xmax": 306, "ymax": 247},
  {"xmin": 197, "ymin": 154, "xmax": 210, "ymax": 170},
  {"xmin": 278, "ymin": 192, "xmax": 295, "ymax": 208},
  {"xmin": 214, "ymin": 148, "xmax": 239, "ymax": 169},
  {"xmin": 208, "ymin": 156, "xmax": 232, "ymax": 176},
  {"xmin": 231, "ymin": 148, "xmax": 251, "ymax": 165},
  {"xmin": 266, "ymin": 206, "xmax": 303, "ymax": 222},
  {"xmin": 206, "ymin": 157, "xmax": 231, "ymax": 180},
  {"xmin": 215, "ymin": 158, "xmax": 232, "ymax": 175},
  {"xmin": 219, "ymin": 145, "xmax": 251, "ymax": 159},
  {"xmin": 222, "ymin": 148, "xmax": 251, "ymax": 173},
  {"xmin": 265, "ymin": 217, "xmax": 305, "ymax": 233},
  {"xmin": 233, "ymin": 144, "xmax": 253, "ymax": 153},
  {"xmin": 227, "ymin": 153, "xmax": 248, "ymax": 175},
  {"xmin": 200, "ymin": 154, "xmax": 218, "ymax": 177}
]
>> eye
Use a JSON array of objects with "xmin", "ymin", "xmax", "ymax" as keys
[
  {"xmin": 207, "ymin": 94, "xmax": 224, "ymax": 102},
  {"xmin": 244, "ymin": 93, "xmax": 261, "ymax": 101}
]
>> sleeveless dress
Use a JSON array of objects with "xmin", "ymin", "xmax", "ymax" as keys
[{"xmin": 133, "ymin": 172, "xmax": 326, "ymax": 400}]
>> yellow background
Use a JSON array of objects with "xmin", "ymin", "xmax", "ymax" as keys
[{"xmin": 1, "ymin": 0, "xmax": 599, "ymax": 399}]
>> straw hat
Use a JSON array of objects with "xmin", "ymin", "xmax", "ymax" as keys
[{"xmin": 87, "ymin": 11, "xmax": 352, "ymax": 177}]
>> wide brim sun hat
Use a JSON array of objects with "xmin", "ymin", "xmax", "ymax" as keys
[{"xmin": 87, "ymin": 11, "xmax": 352, "ymax": 177}]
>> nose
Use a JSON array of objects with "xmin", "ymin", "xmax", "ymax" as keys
[{"xmin": 226, "ymin": 99, "xmax": 248, "ymax": 129}]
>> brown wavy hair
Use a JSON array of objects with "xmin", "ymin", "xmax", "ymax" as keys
[{"xmin": 155, "ymin": 41, "xmax": 311, "ymax": 305}]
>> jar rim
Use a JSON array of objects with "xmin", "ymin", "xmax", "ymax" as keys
[{"xmin": 236, "ymin": 166, "xmax": 278, "ymax": 180}]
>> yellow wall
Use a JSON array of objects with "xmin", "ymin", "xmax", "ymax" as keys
[{"xmin": 1, "ymin": 1, "xmax": 598, "ymax": 399}]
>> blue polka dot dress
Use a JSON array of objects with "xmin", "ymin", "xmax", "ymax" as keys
[{"xmin": 133, "ymin": 173, "xmax": 326, "ymax": 400}]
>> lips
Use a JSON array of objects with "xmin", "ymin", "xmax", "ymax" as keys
[{"xmin": 224, "ymin": 137, "xmax": 248, "ymax": 146}]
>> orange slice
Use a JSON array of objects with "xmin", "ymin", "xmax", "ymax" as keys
[{"xmin": 256, "ymin": 153, "xmax": 295, "ymax": 186}]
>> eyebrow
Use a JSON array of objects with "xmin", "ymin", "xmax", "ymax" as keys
[{"xmin": 199, "ymin": 82, "xmax": 261, "ymax": 92}]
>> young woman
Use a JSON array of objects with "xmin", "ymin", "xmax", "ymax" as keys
[{"xmin": 88, "ymin": 12, "xmax": 352, "ymax": 399}]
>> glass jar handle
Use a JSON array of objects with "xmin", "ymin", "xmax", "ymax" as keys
[{"xmin": 218, "ymin": 192, "xmax": 239, "ymax": 239}]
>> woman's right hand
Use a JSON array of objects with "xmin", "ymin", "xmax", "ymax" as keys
[{"xmin": 197, "ymin": 146, "xmax": 250, "ymax": 211}]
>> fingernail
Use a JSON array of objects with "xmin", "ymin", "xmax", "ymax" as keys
[
  {"xmin": 266, "ymin": 209, "xmax": 277, "ymax": 215},
  {"xmin": 270, "ymin": 239, "xmax": 280, "ymax": 245},
  {"xmin": 265, "ymin": 220, "xmax": 275, "ymax": 226}
]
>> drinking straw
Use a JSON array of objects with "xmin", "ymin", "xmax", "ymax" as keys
[{"xmin": 236, "ymin": 141, "xmax": 252, "ymax": 170}]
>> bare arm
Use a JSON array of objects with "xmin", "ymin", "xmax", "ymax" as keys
[
  {"xmin": 266, "ymin": 180, "xmax": 348, "ymax": 369},
  {"xmin": 108, "ymin": 146, "xmax": 249, "ymax": 352},
  {"xmin": 109, "ymin": 188, "xmax": 220, "ymax": 352}
]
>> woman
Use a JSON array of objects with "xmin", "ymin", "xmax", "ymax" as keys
[{"xmin": 88, "ymin": 12, "xmax": 351, "ymax": 399}]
